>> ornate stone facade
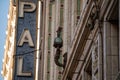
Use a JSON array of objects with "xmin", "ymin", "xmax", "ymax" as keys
[{"xmin": 2, "ymin": 0, "xmax": 119, "ymax": 80}]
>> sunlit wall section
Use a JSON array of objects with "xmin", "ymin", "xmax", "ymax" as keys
[{"xmin": 1, "ymin": 0, "xmax": 16, "ymax": 80}]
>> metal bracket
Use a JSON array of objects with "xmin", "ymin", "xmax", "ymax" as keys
[
  {"xmin": 53, "ymin": 27, "xmax": 67, "ymax": 68},
  {"xmin": 54, "ymin": 48, "xmax": 67, "ymax": 68}
]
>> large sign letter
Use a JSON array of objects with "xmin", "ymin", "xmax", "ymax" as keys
[
  {"xmin": 17, "ymin": 56, "xmax": 32, "ymax": 76},
  {"xmin": 18, "ymin": 29, "xmax": 34, "ymax": 47},
  {"xmin": 19, "ymin": 1, "xmax": 36, "ymax": 17}
]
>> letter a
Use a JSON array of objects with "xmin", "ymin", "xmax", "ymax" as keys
[{"xmin": 18, "ymin": 28, "xmax": 34, "ymax": 47}]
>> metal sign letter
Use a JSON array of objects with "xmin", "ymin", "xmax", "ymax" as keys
[
  {"xmin": 17, "ymin": 56, "xmax": 32, "ymax": 76},
  {"xmin": 19, "ymin": 1, "xmax": 36, "ymax": 17},
  {"xmin": 17, "ymin": 28, "xmax": 34, "ymax": 47}
]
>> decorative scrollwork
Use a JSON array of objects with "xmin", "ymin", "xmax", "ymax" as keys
[{"xmin": 53, "ymin": 27, "xmax": 67, "ymax": 68}]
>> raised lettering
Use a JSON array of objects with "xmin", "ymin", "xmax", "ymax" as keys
[
  {"xmin": 18, "ymin": 29, "xmax": 34, "ymax": 47},
  {"xmin": 19, "ymin": 1, "xmax": 36, "ymax": 17},
  {"xmin": 17, "ymin": 56, "xmax": 32, "ymax": 76}
]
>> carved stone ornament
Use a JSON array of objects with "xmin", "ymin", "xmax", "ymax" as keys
[{"xmin": 92, "ymin": 41, "xmax": 98, "ymax": 80}]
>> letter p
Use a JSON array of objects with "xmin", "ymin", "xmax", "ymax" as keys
[{"xmin": 19, "ymin": 1, "xmax": 36, "ymax": 17}]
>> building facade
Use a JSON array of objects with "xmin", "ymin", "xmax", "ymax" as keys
[
  {"xmin": 2, "ymin": 0, "xmax": 41, "ymax": 80},
  {"xmin": 41, "ymin": 0, "xmax": 119, "ymax": 80},
  {"xmin": 1, "ymin": 0, "xmax": 16, "ymax": 80},
  {"xmin": 2, "ymin": 0, "xmax": 119, "ymax": 80}
]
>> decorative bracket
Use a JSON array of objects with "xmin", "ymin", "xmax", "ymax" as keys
[
  {"xmin": 53, "ymin": 27, "xmax": 67, "ymax": 68},
  {"xmin": 54, "ymin": 48, "xmax": 67, "ymax": 68},
  {"xmin": 87, "ymin": 0, "xmax": 100, "ymax": 30}
]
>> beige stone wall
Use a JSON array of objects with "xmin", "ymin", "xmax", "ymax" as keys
[
  {"xmin": 61, "ymin": 0, "xmax": 119, "ymax": 80},
  {"xmin": 43, "ymin": 0, "xmax": 49, "ymax": 80},
  {"xmin": 1, "ymin": 0, "xmax": 16, "ymax": 80},
  {"xmin": 103, "ymin": 22, "xmax": 119, "ymax": 80},
  {"xmin": 42, "ymin": 0, "xmax": 119, "ymax": 80}
]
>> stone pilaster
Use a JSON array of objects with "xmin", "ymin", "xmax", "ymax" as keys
[
  {"xmin": 50, "ymin": 3, "xmax": 56, "ymax": 80},
  {"xmin": 98, "ymin": 29, "xmax": 103, "ymax": 80},
  {"xmin": 63, "ymin": 0, "xmax": 69, "ymax": 54},
  {"xmin": 103, "ymin": 22, "xmax": 119, "ymax": 80},
  {"xmin": 43, "ymin": 1, "xmax": 49, "ymax": 80}
]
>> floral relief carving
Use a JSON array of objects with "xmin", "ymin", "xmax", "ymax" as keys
[{"xmin": 92, "ymin": 41, "xmax": 98, "ymax": 80}]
